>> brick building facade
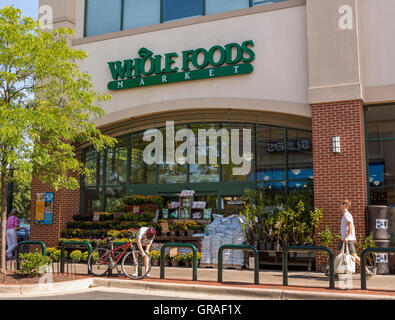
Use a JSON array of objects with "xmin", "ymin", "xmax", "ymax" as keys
[{"xmin": 26, "ymin": 0, "xmax": 395, "ymax": 272}]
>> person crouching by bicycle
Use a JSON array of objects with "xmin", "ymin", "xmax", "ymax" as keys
[{"xmin": 134, "ymin": 226, "xmax": 156, "ymax": 277}]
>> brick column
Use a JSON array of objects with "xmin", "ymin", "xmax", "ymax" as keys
[
  {"xmin": 312, "ymin": 100, "xmax": 367, "ymax": 272},
  {"xmin": 30, "ymin": 174, "xmax": 80, "ymax": 248}
]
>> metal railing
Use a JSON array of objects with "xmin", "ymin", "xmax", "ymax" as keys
[
  {"xmin": 361, "ymin": 247, "xmax": 395, "ymax": 290},
  {"xmin": 60, "ymin": 241, "xmax": 93, "ymax": 274},
  {"xmin": 16, "ymin": 241, "xmax": 47, "ymax": 270},
  {"xmin": 160, "ymin": 243, "xmax": 198, "ymax": 281},
  {"xmin": 218, "ymin": 244, "xmax": 259, "ymax": 285},
  {"xmin": 282, "ymin": 246, "xmax": 334, "ymax": 289}
]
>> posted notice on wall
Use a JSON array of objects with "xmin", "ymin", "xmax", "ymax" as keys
[{"xmin": 35, "ymin": 192, "xmax": 54, "ymax": 225}]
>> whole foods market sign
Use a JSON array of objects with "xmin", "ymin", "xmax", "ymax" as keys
[{"xmin": 107, "ymin": 40, "xmax": 255, "ymax": 90}]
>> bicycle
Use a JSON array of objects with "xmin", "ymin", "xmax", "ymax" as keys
[{"xmin": 87, "ymin": 235, "xmax": 152, "ymax": 280}]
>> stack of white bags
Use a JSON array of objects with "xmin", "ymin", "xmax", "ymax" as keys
[{"xmin": 201, "ymin": 214, "xmax": 246, "ymax": 266}]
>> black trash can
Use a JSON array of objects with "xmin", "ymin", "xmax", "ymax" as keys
[
  {"xmin": 375, "ymin": 240, "xmax": 391, "ymax": 275},
  {"xmin": 367, "ymin": 205, "xmax": 391, "ymax": 240}
]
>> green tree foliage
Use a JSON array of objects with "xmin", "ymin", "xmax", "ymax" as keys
[{"xmin": 0, "ymin": 6, "xmax": 116, "ymax": 273}]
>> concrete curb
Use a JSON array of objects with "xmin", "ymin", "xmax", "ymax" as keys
[
  {"xmin": 0, "ymin": 277, "xmax": 394, "ymax": 299},
  {"xmin": 0, "ymin": 278, "xmax": 94, "ymax": 296},
  {"xmin": 92, "ymin": 278, "xmax": 395, "ymax": 300}
]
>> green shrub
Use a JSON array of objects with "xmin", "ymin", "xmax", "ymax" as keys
[
  {"xmin": 70, "ymin": 250, "xmax": 83, "ymax": 263},
  {"xmin": 47, "ymin": 247, "xmax": 62, "ymax": 262},
  {"xmin": 19, "ymin": 250, "xmax": 52, "ymax": 277}
]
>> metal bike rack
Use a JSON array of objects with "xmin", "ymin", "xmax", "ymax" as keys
[
  {"xmin": 160, "ymin": 243, "xmax": 198, "ymax": 281},
  {"xmin": 361, "ymin": 247, "xmax": 395, "ymax": 290},
  {"xmin": 283, "ymin": 246, "xmax": 334, "ymax": 289},
  {"xmin": 16, "ymin": 241, "xmax": 47, "ymax": 270},
  {"xmin": 60, "ymin": 241, "xmax": 93, "ymax": 274},
  {"xmin": 218, "ymin": 244, "xmax": 259, "ymax": 285}
]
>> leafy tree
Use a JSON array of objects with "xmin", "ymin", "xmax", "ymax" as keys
[{"xmin": 0, "ymin": 7, "xmax": 116, "ymax": 273}]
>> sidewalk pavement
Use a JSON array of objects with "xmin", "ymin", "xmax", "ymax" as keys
[{"xmin": 1, "ymin": 264, "xmax": 395, "ymax": 300}]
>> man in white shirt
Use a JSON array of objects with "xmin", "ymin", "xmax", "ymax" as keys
[{"xmin": 336, "ymin": 200, "xmax": 371, "ymax": 275}]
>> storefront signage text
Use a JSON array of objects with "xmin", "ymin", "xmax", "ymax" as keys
[{"xmin": 107, "ymin": 40, "xmax": 255, "ymax": 90}]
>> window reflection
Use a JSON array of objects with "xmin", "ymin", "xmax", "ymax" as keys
[
  {"xmin": 162, "ymin": 0, "xmax": 204, "ymax": 22},
  {"xmin": 85, "ymin": 0, "xmax": 122, "ymax": 37},
  {"xmin": 368, "ymin": 140, "xmax": 395, "ymax": 205},
  {"xmin": 84, "ymin": 149, "xmax": 103, "ymax": 186},
  {"xmin": 81, "ymin": 120, "xmax": 313, "ymax": 213},
  {"xmin": 159, "ymin": 125, "xmax": 188, "ymax": 184},
  {"xmin": 106, "ymin": 145, "xmax": 127, "ymax": 185},
  {"xmin": 82, "ymin": 188, "xmax": 103, "ymax": 214},
  {"xmin": 222, "ymin": 124, "xmax": 254, "ymax": 181},
  {"xmin": 130, "ymin": 132, "xmax": 156, "ymax": 184},
  {"xmin": 189, "ymin": 123, "xmax": 220, "ymax": 183}
]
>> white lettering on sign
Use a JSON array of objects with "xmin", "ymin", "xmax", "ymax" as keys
[
  {"xmin": 162, "ymin": 75, "xmax": 167, "ymax": 83},
  {"xmin": 185, "ymin": 72, "xmax": 190, "ymax": 80},
  {"xmin": 117, "ymin": 81, "xmax": 124, "ymax": 89},
  {"xmin": 209, "ymin": 69, "xmax": 214, "ymax": 77},
  {"xmin": 234, "ymin": 65, "xmax": 240, "ymax": 74},
  {"xmin": 140, "ymin": 78, "xmax": 145, "ymax": 86},
  {"xmin": 338, "ymin": 5, "xmax": 353, "ymax": 30}
]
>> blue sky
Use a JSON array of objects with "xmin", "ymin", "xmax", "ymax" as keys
[{"xmin": 0, "ymin": 0, "xmax": 38, "ymax": 19}]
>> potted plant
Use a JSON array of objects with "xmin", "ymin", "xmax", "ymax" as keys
[
  {"xmin": 171, "ymin": 253, "xmax": 183, "ymax": 267},
  {"xmin": 183, "ymin": 252, "xmax": 202, "ymax": 267},
  {"xmin": 149, "ymin": 250, "xmax": 161, "ymax": 266},
  {"xmin": 169, "ymin": 224, "xmax": 177, "ymax": 237},
  {"xmin": 182, "ymin": 253, "xmax": 191, "ymax": 267},
  {"xmin": 70, "ymin": 250, "xmax": 83, "ymax": 263},
  {"xmin": 318, "ymin": 225, "xmax": 334, "ymax": 273}
]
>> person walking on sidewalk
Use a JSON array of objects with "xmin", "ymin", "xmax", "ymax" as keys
[
  {"xmin": 336, "ymin": 200, "xmax": 371, "ymax": 276},
  {"xmin": 6, "ymin": 208, "xmax": 22, "ymax": 260}
]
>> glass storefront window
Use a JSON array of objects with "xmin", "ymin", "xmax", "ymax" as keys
[
  {"xmin": 85, "ymin": 0, "xmax": 291, "ymax": 37},
  {"xmin": 159, "ymin": 125, "xmax": 188, "ymax": 184},
  {"xmin": 130, "ymin": 132, "xmax": 156, "ymax": 184},
  {"xmin": 105, "ymin": 187, "xmax": 126, "ymax": 212},
  {"xmin": 206, "ymin": 0, "xmax": 249, "ymax": 15},
  {"xmin": 162, "ymin": 0, "xmax": 203, "ymax": 22},
  {"xmin": 287, "ymin": 129, "xmax": 313, "ymax": 183},
  {"xmin": 85, "ymin": 0, "xmax": 122, "ymax": 37},
  {"xmin": 105, "ymin": 145, "xmax": 128, "ymax": 185},
  {"xmin": 222, "ymin": 124, "xmax": 254, "ymax": 182},
  {"xmin": 82, "ymin": 188, "xmax": 103, "ymax": 214},
  {"xmin": 256, "ymin": 126, "xmax": 285, "ymax": 181},
  {"xmin": 123, "ymin": 0, "xmax": 161, "ymax": 30},
  {"xmin": 81, "ymin": 118, "xmax": 312, "ymax": 214},
  {"xmin": 222, "ymin": 195, "xmax": 243, "ymax": 216},
  {"xmin": 366, "ymin": 105, "xmax": 395, "ymax": 206},
  {"xmin": 189, "ymin": 123, "xmax": 220, "ymax": 183},
  {"xmin": 367, "ymin": 140, "xmax": 395, "ymax": 205},
  {"xmin": 253, "ymin": 0, "xmax": 287, "ymax": 6},
  {"xmin": 84, "ymin": 149, "xmax": 103, "ymax": 186}
]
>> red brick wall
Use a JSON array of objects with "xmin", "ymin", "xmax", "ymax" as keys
[
  {"xmin": 30, "ymin": 174, "xmax": 80, "ymax": 248},
  {"xmin": 312, "ymin": 100, "xmax": 368, "ymax": 272}
]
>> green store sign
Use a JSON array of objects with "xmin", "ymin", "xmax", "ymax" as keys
[{"xmin": 107, "ymin": 40, "xmax": 255, "ymax": 90}]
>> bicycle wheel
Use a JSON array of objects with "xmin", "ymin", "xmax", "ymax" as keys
[
  {"xmin": 121, "ymin": 250, "xmax": 151, "ymax": 280},
  {"xmin": 88, "ymin": 247, "xmax": 112, "ymax": 276}
]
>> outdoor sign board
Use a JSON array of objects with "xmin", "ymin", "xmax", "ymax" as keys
[
  {"xmin": 107, "ymin": 40, "xmax": 255, "ymax": 90},
  {"xmin": 35, "ymin": 192, "xmax": 54, "ymax": 225}
]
